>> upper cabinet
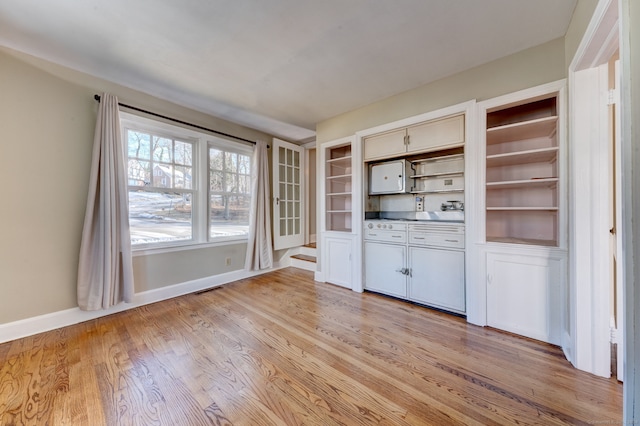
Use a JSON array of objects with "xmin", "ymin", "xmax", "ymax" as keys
[
  {"xmin": 364, "ymin": 114, "xmax": 465, "ymax": 161},
  {"xmin": 481, "ymin": 88, "xmax": 564, "ymax": 247}
]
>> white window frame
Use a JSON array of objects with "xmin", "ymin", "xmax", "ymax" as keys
[{"xmin": 120, "ymin": 112, "xmax": 253, "ymax": 253}]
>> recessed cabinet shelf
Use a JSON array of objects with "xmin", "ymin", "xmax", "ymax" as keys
[
  {"xmin": 326, "ymin": 144, "xmax": 352, "ymax": 232},
  {"xmin": 410, "ymin": 152, "xmax": 464, "ymax": 194},
  {"xmin": 487, "ymin": 116, "xmax": 558, "ymax": 145},
  {"xmin": 486, "ymin": 178, "xmax": 558, "ymax": 190},
  {"xmin": 486, "ymin": 147, "xmax": 558, "ymax": 167},
  {"xmin": 485, "ymin": 93, "xmax": 560, "ymax": 247}
]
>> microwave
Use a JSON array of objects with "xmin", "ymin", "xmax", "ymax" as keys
[{"xmin": 369, "ymin": 159, "xmax": 410, "ymax": 195}]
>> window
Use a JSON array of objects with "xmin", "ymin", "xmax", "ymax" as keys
[
  {"xmin": 208, "ymin": 146, "xmax": 251, "ymax": 239},
  {"xmin": 122, "ymin": 113, "xmax": 252, "ymax": 249}
]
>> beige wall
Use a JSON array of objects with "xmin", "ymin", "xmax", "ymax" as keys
[
  {"xmin": 0, "ymin": 47, "xmax": 275, "ymax": 324},
  {"xmin": 316, "ymin": 38, "xmax": 566, "ymax": 143},
  {"xmin": 564, "ymin": 0, "xmax": 600, "ymax": 68}
]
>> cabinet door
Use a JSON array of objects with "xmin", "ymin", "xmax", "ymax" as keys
[
  {"xmin": 407, "ymin": 115, "xmax": 464, "ymax": 154},
  {"xmin": 486, "ymin": 252, "xmax": 561, "ymax": 344},
  {"xmin": 364, "ymin": 242, "xmax": 406, "ymax": 297},
  {"xmin": 324, "ymin": 237, "xmax": 352, "ymax": 288},
  {"xmin": 409, "ymin": 247, "xmax": 465, "ymax": 313},
  {"xmin": 363, "ymin": 129, "xmax": 406, "ymax": 161}
]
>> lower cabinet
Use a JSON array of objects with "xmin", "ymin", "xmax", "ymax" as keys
[
  {"xmin": 324, "ymin": 236, "xmax": 353, "ymax": 289},
  {"xmin": 364, "ymin": 241, "xmax": 466, "ymax": 314},
  {"xmin": 364, "ymin": 241, "xmax": 407, "ymax": 298},
  {"xmin": 486, "ymin": 250, "xmax": 565, "ymax": 345},
  {"xmin": 409, "ymin": 247, "xmax": 465, "ymax": 314}
]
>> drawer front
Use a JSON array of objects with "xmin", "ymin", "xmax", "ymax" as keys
[
  {"xmin": 364, "ymin": 229, "xmax": 407, "ymax": 243},
  {"xmin": 409, "ymin": 232, "xmax": 464, "ymax": 248}
]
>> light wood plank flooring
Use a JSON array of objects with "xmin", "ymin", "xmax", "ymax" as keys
[{"xmin": 0, "ymin": 267, "xmax": 622, "ymax": 425}]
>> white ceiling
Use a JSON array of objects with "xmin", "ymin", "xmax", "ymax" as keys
[{"xmin": 0, "ymin": 0, "xmax": 577, "ymax": 142}]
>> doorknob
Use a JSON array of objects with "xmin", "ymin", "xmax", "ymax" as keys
[
  {"xmin": 275, "ymin": 197, "xmax": 280, "ymax": 205},
  {"xmin": 610, "ymin": 227, "xmax": 616, "ymax": 234}
]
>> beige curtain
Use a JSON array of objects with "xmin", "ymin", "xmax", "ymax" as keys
[
  {"xmin": 245, "ymin": 140, "xmax": 273, "ymax": 270},
  {"xmin": 77, "ymin": 93, "xmax": 134, "ymax": 310}
]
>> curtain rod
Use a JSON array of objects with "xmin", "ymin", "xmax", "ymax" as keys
[{"xmin": 94, "ymin": 94, "xmax": 259, "ymax": 146}]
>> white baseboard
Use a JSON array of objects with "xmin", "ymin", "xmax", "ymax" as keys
[{"xmin": 0, "ymin": 263, "xmax": 287, "ymax": 344}]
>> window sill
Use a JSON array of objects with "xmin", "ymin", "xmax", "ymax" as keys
[{"xmin": 132, "ymin": 237, "xmax": 248, "ymax": 257}]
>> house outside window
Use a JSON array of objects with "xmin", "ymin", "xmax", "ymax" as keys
[{"xmin": 121, "ymin": 112, "xmax": 252, "ymax": 250}]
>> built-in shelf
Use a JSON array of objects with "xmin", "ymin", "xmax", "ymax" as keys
[
  {"xmin": 410, "ymin": 171, "xmax": 464, "ymax": 179},
  {"xmin": 486, "ymin": 206, "xmax": 558, "ymax": 211},
  {"xmin": 486, "ymin": 147, "xmax": 558, "ymax": 167},
  {"xmin": 486, "ymin": 236, "xmax": 558, "ymax": 247},
  {"xmin": 485, "ymin": 94, "xmax": 560, "ymax": 247},
  {"xmin": 411, "ymin": 189, "xmax": 464, "ymax": 194},
  {"xmin": 325, "ymin": 144, "xmax": 352, "ymax": 233},
  {"xmin": 486, "ymin": 177, "xmax": 558, "ymax": 190},
  {"xmin": 487, "ymin": 116, "xmax": 558, "ymax": 145},
  {"xmin": 411, "ymin": 153, "xmax": 464, "ymax": 164}
]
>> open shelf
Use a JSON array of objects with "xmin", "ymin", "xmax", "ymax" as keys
[
  {"xmin": 486, "ymin": 206, "xmax": 558, "ymax": 211},
  {"xmin": 486, "ymin": 177, "xmax": 558, "ymax": 190},
  {"xmin": 486, "ymin": 236, "xmax": 558, "ymax": 247},
  {"xmin": 485, "ymin": 94, "xmax": 560, "ymax": 247},
  {"xmin": 487, "ymin": 116, "xmax": 558, "ymax": 145},
  {"xmin": 325, "ymin": 144, "xmax": 352, "ymax": 233},
  {"xmin": 410, "ymin": 171, "xmax": 463, "ymax": 179},
  {"xmin": 411, "ymin": 189, "xmax": 464, "ymax": 194},
  {"xmin": 486, "ymin": 147, "xmax": 558, "ymax": 167}
]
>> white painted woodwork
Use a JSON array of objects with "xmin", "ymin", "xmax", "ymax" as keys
[
  {"xmin": 474, "ymin": 80, "xmax": 567, "ymax": 349},
  {"xmin": 363, "ymin": 129, "xmax": 406, "ymax": 161},
  {"xmin": 363, "ymin": 115, "xmax": 464, "ymax": 161},
  {"xmin": 409, "ymin": 247, "xmax": 465, "ymax": 314},
  {"xmin": 273, "ymin": 138, "xmax": 304, "ymax": 250},
  {"xmin": 406, "ymin": 114, "xmax": 465, "ymax": 153},
  {"xmin": 364, "ymin": 241, "xmax": 407, "ymax": 298},
  {"xmin": 324, "ymin": 236, "xmax": 352, "ymax": 288},
  {"xmin": 318, "ymin": 135, "xmax": 361, "ymax": 291},
  {"xmin": 486, "ymin": 250, "xmax": 563, "ymax": 344}
]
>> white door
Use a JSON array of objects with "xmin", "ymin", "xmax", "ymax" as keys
[
  {"xmin": 610, "ymin": 59, "xmax": 624, "ymax": 380},
  {"xmin": 364, "ymin": 242, "xmax": 407, "ymax": 298},
  {"xmin": 324, "ymin": 236, "xmax": 352, "ymax": 288},
  {"xmin": 409, "ymin": 247, "xmax": 465, "ymax": 313},
  {"xmin": 273, "ymin": 138, "xmax": 304, "ymax": 250},
  {"xmin": 486, "ymin": 252, "xmax": 562, "ymax": 344}
]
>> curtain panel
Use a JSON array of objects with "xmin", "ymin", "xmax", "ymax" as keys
[
  {"xmin": 77, "ymin": 93, "xmax": 134, "ymax": 310},
  {"xmin": 245, "ymin": 140, "xmax": 273, "ymax": 270}
]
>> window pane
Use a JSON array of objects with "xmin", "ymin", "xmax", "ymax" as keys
[
  {"xmin": 128, "ymin": 131, "xmax": 150, "ymax": 159},
  {"xmin": 153, "ymin": 164, "xmax": 173, "ymax": 188},
  {"xmin": 210, "ymin": 170, "xmax": 223, "ymax": 191},
  {"xmin": 153, "ymin": 137, "xmax": 173, "ymax": 163},
  {"xmin": 128, "ymin": 190, "xmax": 192, "ymax": 245},
  {"xmin": 238, "ymin": 155, "xmax": 250, "ymax": 174},
  {"xmin": 175, "ymin": 141, "xmax": 192, "ymax": 166},
  {"xmin": 224, "ymin": 172, "xmax": 237, "ymax": 193},
  {"xmin": 128, "ymin": 159, "xmax": 150, "ymax": 186},
  {"xmin": 209, "ymin": 148, "xmax": 223, "ymax": 171},
  {"xmin": 225, "ymin": 152, "xmax": 238, "ymax": 171},
  {"xmin": 174, "ymin": 166, "xmax": 192, "ymax": 189},
  {"xmin": 239, "ymin": 175, "xmax": 250, "ymax": 194},
  {"xmin": 209, "ymin": 194, "xmax": 249, "ymax": 239}
]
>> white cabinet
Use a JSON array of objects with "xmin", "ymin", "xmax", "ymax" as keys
[
  {"xmin": 486, "ymin": 250, "xmax": 563, "ymax": 344},
  {"xmin": 364, "ymin": 241, "xmax": 407, "ymax": 298},
  {"xmin": 409, "ymin": 247, "xmax": 465, "ymax": 314},
  {"xmin": 319, "ymin": 135, "xmax": 361, "ymax": 291},
  {"xmin": 364, "ymin": 115, "xmax": 465, "ymax": 161},
  {"xmin": 324, "ymin": 236, "xmax": 352, "ymax": 288}
]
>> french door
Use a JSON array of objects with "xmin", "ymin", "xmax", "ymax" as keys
[{"xmin": 272, "ymin": 138, "xmax": 304, "ymax": 250}]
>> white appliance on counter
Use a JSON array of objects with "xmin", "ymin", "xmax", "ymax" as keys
[
  {"xmin": 363, "ymin": 219, "xmax": 465, "ymax": 314},
  {"xmin": 368, "ymin": 160, "xmax": 409, "ymax": 195}
]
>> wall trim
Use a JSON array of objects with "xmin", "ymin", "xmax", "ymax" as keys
[{"xmin": 0, "ymin": 263, "xmax": 288, "ymax": 344}]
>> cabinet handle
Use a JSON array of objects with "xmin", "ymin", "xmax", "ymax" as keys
[
  {"xmin": 445, "ymin": 239, "xmax": 459, "ymax": 243},
  {"xmin": 487, "ymin": 274, "xmax": 492, "ymax": 284},
  {"xmin": 392, "ymin": 235, "xmax": 402, "ymax": 238},
  {"xmin": 414, "ymin": 237, "xmax": 425, "ymax": 240}
]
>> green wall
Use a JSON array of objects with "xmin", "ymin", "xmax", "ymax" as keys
[{"xmin": 0, "ymin": 47, "xmax": 276, "ymax": 324}]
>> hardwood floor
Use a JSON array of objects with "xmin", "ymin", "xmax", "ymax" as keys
[{"xmin": 0, "ymin": 267, "xmax": 622, "ymax": 425}]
